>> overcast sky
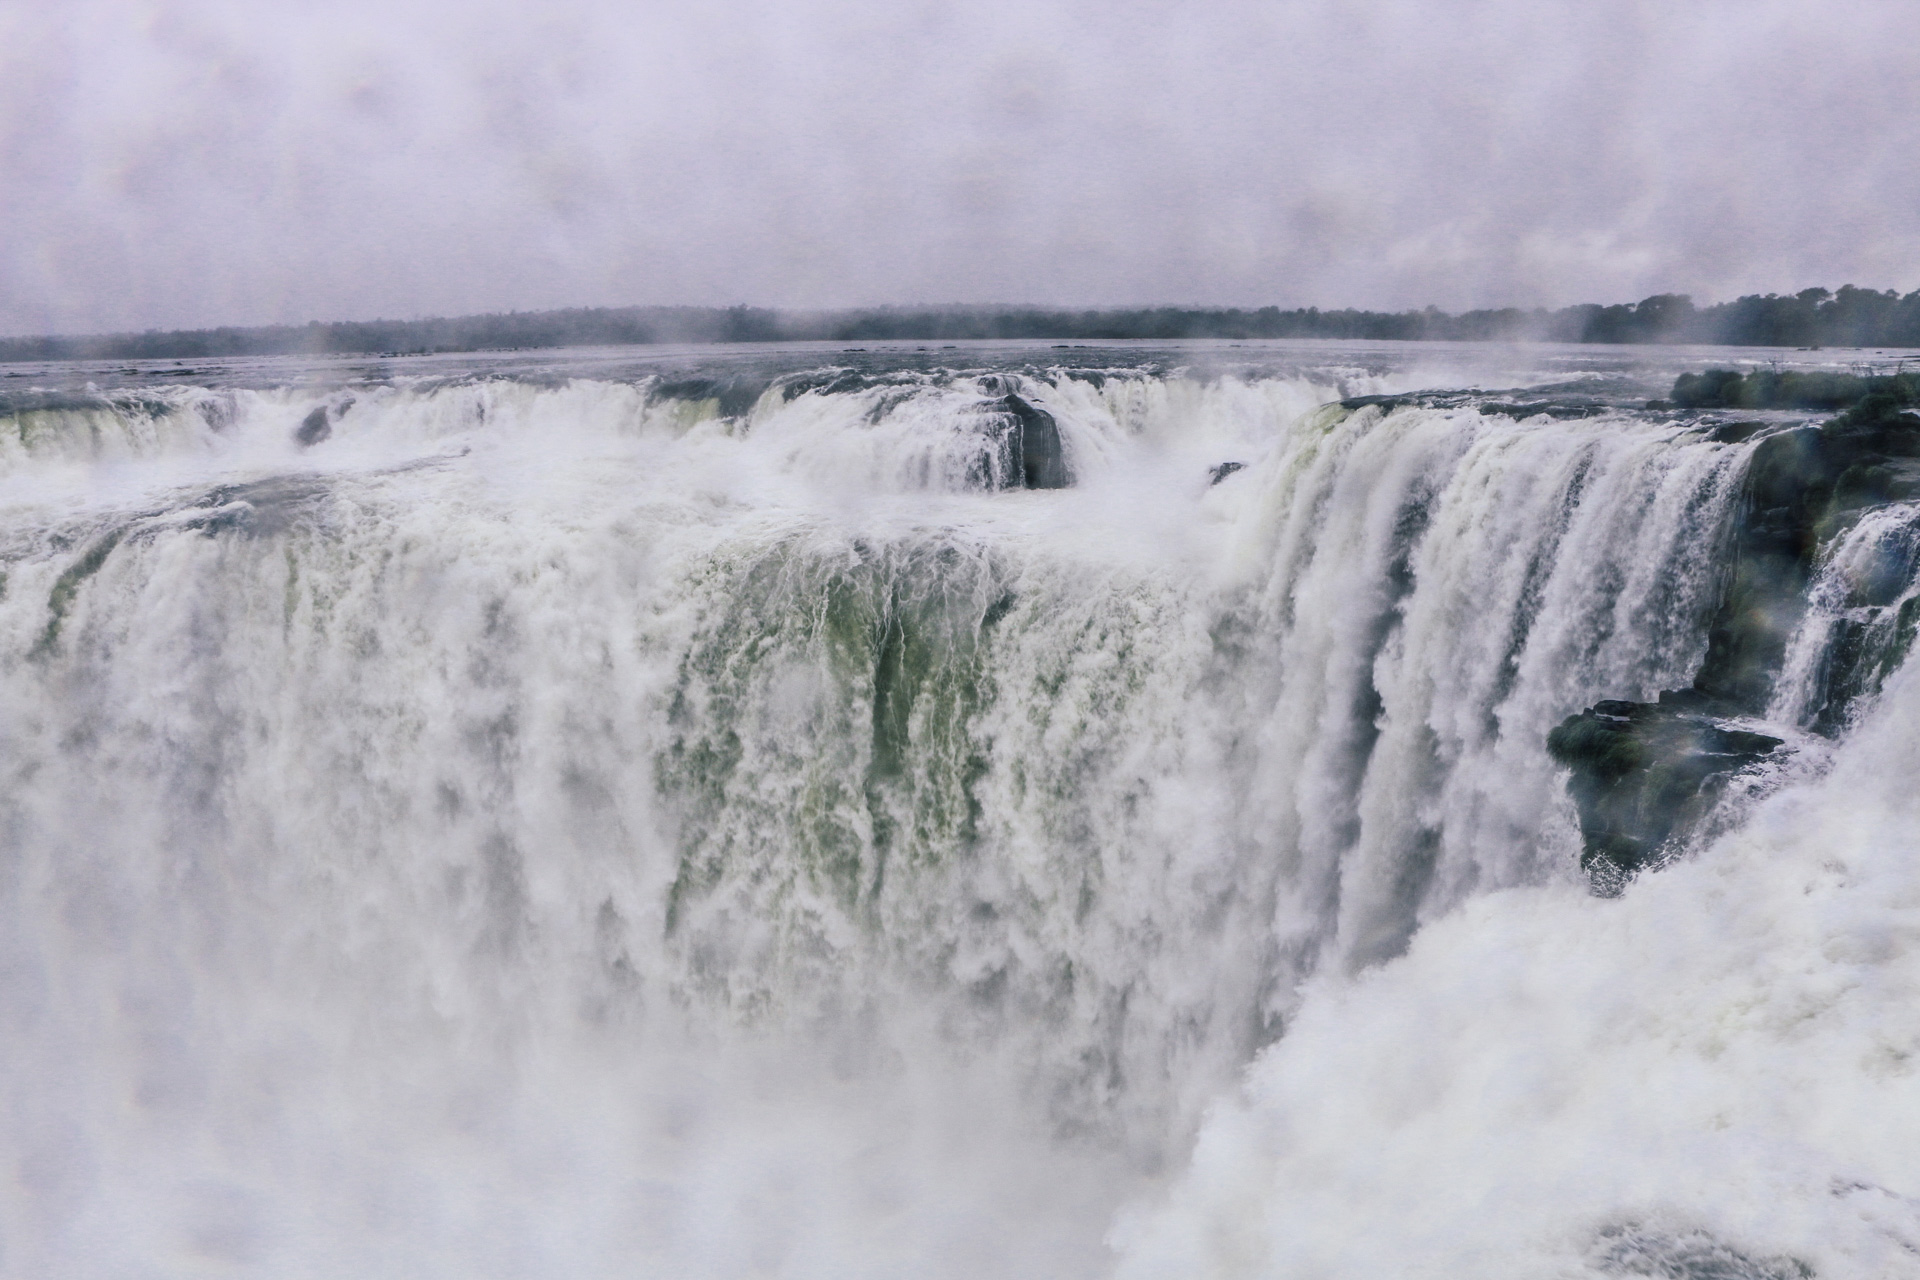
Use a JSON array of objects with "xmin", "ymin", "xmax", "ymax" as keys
[{"xmin": 4, "ymin": 0, "xmax": 1919, "ymax": 336}]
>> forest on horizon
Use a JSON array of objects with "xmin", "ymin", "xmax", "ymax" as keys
[{"xmin": 5, "ymin": 285, "xmax": 1920, "ymax": 362}]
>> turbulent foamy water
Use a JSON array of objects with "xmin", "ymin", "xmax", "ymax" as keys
[{"xmin": 1, "ymin": 340, "xmax": 1915, "ymax": 1278}]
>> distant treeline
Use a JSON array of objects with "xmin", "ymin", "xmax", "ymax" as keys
[{"xmin": 7, "ymin": 286, "xmax": 1920, "ymax": 362}]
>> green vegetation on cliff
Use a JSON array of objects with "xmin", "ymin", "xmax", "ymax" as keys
[{"xmin": 1669, "ymin": 368, "xmax": 1920, "ymax": 412}]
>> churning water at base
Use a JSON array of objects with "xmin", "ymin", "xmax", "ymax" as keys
[{"xmin": 0, "ymin": 340, "xmax": 1915, "ymax": 1278}]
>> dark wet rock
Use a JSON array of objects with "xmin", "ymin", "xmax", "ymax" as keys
[
  {"xmin": 295, "ymin": 405, "xmax": 332, "ymax": 447},
  {"xmin": 1209, "ymin": 461, "xmax": 1246, "ymax": 485},
  {"xmin": 1005, "ymin": 393, "xmax": 1069, "ymax": 489},
  {"xmin": 294, "ymin": 395, "xmax": 354, "ymax": 447},
  {"xmin": 1701, "ymin": 419, "xmax": 1773, "ymax": 445},
  {"xmin": 976, "ymin": 378, "xmax": 1070, "ymax": 489},
  {"xmin": 1693, "ymin": 395, "xmax": 1920, "ymax": 710},
  {"xmin": 1548, "ymin": 697, "xmax": 1784, "ymax": 892}
]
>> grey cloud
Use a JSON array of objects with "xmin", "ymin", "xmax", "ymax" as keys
[{"xmin": 3, "ymin": 0, "xmax": 1919, "ymax": 335}]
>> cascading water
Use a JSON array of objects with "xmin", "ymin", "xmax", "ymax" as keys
[{"xmin": 1, "ymin": 342, "xmax": 1915, "ymax": 1278}]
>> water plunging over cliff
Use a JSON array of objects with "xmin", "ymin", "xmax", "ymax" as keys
[{"xmin": 3, "ymin": 341, "xmax": 1916, "ymax": 1278}]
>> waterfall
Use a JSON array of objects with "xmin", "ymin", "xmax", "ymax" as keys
[{"xmin": 2, "ymin": 347, "xmax": 1913, "ymax": 1278}]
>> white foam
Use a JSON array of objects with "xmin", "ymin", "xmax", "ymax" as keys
[
  {"xmin": 0, "ymin": 359, "xmax": 1889, "ymax": 1277},
  {"xmin": 1114, "ymin": 656, "xmax": 1920, "ymax": 1278}
]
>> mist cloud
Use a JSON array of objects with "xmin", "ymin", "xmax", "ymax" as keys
[{"xmin": 4, "ymin": 0, "xmax": 1919, "ymax": 335}]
